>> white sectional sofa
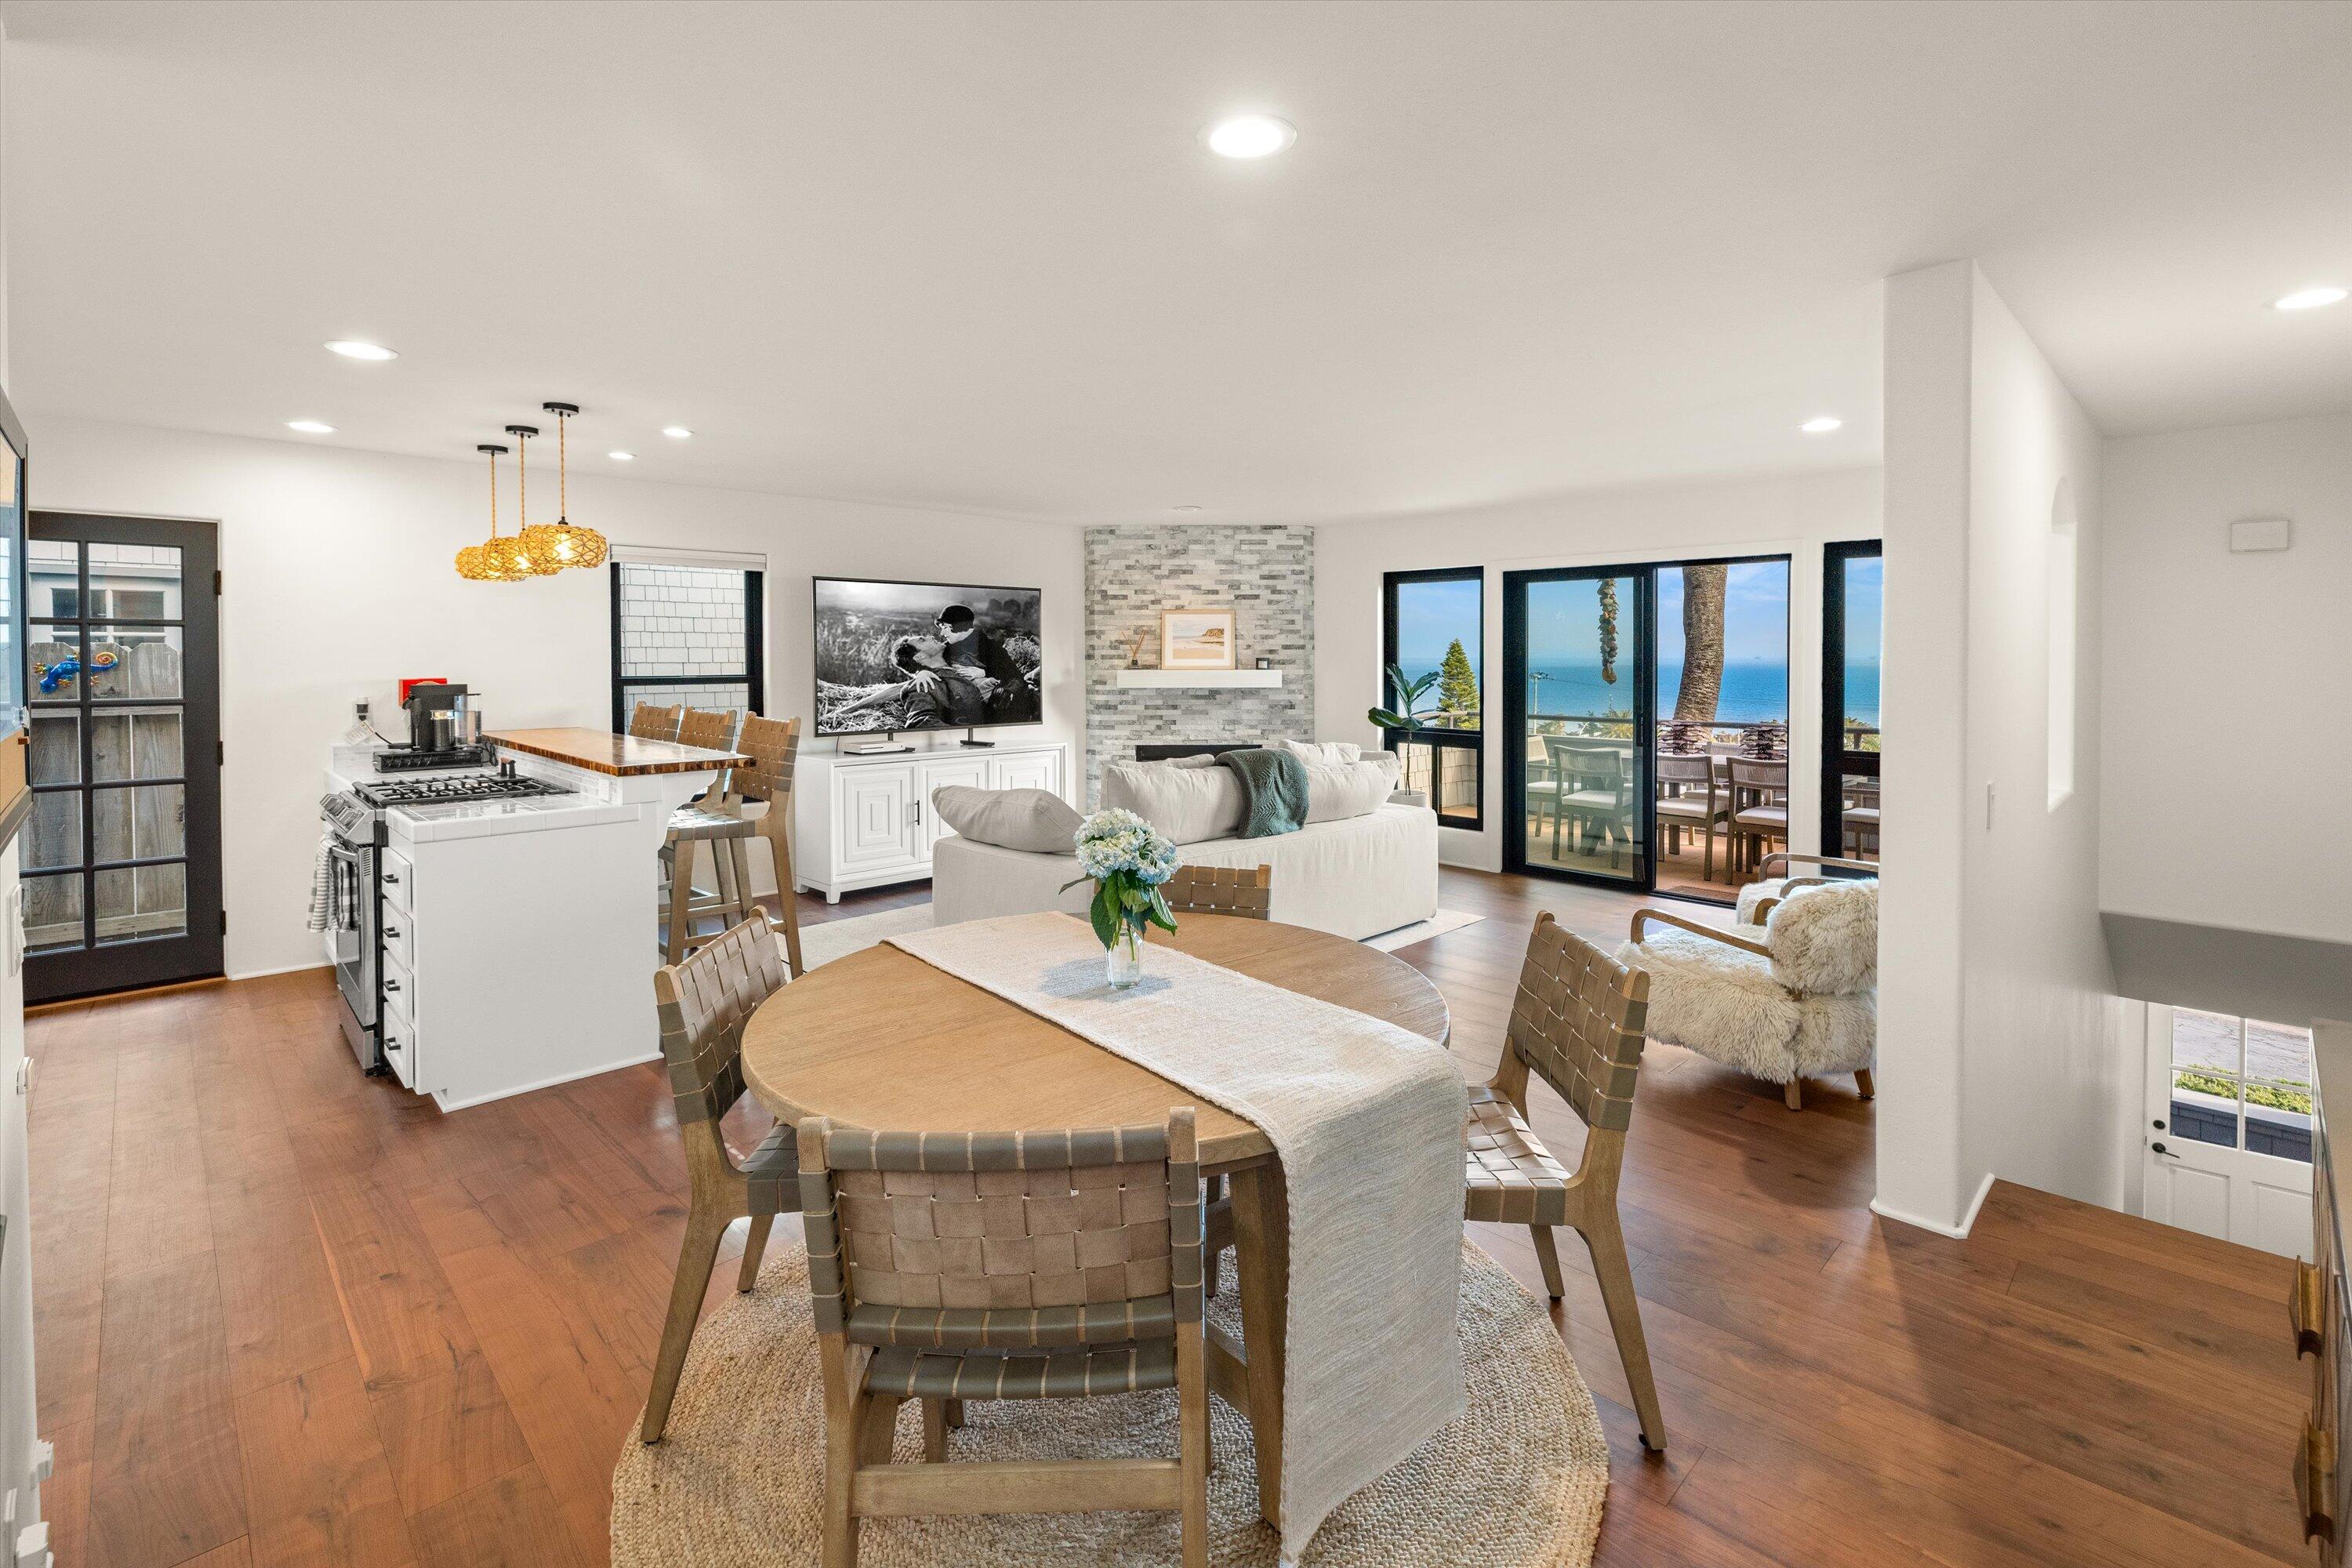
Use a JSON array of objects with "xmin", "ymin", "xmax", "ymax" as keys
[{"xmin": 931, "ymin": 746, "xmax": 1441, "ymax": 942}]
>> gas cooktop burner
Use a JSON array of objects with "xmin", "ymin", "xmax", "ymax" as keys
[{"xmin": 354, "ymin": 773, "xmax": 568, "ymax": 809}]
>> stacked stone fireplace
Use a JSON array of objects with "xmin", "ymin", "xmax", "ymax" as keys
[{"xmin": 1083, "ymin": 524, "xmax": 1316, "ymax": 804}]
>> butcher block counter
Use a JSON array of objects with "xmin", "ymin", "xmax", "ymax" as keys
[{"xmin": 484, "ymin": 725, "xmax": 749, "ymax": 776}]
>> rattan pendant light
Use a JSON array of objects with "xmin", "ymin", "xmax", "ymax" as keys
[
  {"xmin": 456, "ymin": 441, "xmax": 510, "ymax": 581},
  {"xmin": 519, "ymin": 401, "xmax": 608, "ymax": 572},
  {"xmin": 483, "ymin": 423, "xmax": 553, "ymax": 579}
]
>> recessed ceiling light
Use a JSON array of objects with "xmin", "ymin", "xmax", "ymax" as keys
[
  {"xmin": 661, "ymin": 426, "xmax": 693, "ymax": 440},
  {"xmin": 285, "ymin": 419, "xmax": 336, "ymax": 434},
  {"xmin": 1203, "ymin": 114, "xmax": 1297, "ymax": 159},
  {"xmin": 1173, "ymin": 504, "xmax": 1203, "ymax": 513},
  {"xmin": 323, "ymin": 339, "xmax": 397, "ymax": 361},
  {"xmin": 1800, "ymin": 416, "xmax": 1842, "ymax": 434},
  {"xmin": 608, "ymin": 450, "xmax": 636, "ymax": 461},
  {"xmin": 2274, "ymin": 286, "xmax": 2347, "ymax": 311}
]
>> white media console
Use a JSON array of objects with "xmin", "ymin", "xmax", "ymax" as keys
[{"xmin": 792, "ymin": 739, "xmax": 1068, "ymax": 902}]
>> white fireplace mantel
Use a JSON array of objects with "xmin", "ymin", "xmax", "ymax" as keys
[{"xmin": 1112, "ymin": 669, "xmax": 1283, "ymax": 689}]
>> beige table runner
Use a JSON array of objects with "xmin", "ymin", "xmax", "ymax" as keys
[{"xmin": 887, "ymin": 913, "xmax": 1467, "ymax": 1563}]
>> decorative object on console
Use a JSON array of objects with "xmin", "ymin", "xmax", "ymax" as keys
[
  {"xmin": 813, "ymin": 577, "xmax": 1043, "ymax": 735},
  {"xmin": 518, "ymin": 401, "xmax": 609, "ymax": 572},
  {"xmin": 1126, "ymin": 626, "xmax": 1152, "ymax": 668},
  {"xmin": 1159, "ymin": 607, "xmax": 1237, "ymax": 670},
  {"xmin": 1062, "ymin": 807, "xmax": 1180, "ymax": 988}
]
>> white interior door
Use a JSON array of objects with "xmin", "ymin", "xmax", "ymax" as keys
[{"xmin": 2143, "ymin": 1004, "xmax": 2314, "ymax": 1258}]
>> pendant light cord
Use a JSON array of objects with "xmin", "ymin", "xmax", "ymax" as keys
[
  {"xmin": 516, "ymin": 430, "xmax": 527, "ymax": 527},
  {"xmin": 557, "ymin": 409, "xmax": 568, "ymax": 523},
  {"xmin": 488, "ymin": 447, "xmax": 499, "ymax": 538}
]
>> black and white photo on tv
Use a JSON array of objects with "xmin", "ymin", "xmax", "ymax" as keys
[{"xmin": 813, "ymin": 578, "xmax": 1043, "ymax": 735}]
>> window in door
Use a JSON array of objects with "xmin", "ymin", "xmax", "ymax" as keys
[
  {"xmin": 1654, "ymin": 557, "xmax": 1791, "ymax": 905},
  {"xmin": 2168, "ymin": 1007, "xmax": 2314, "ymax": 1163},
  {"xmin": 1381, "ymin": 568, "xmax": 1483, "ymax": 830},
  {"xmin": 1822, "ymin": 541, "xmax": 1882, "ymax": 868},
  {"xmin": 609, "ymin": 556, "xmax": 766, "ymax": 727}
]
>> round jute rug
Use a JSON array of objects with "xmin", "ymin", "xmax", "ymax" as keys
[{"xmin": 612, "ymin": 1236, "xmax": 1610, "ymax": 1567}]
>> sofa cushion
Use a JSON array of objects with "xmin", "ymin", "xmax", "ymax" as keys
[
  {"xmin": 1099, "ymin": 760, "xmax": 1246, "ymax": 846},
  {"xmin": 1272, "ymin": 738, "xmax": 1361, "ymax": 768},
  {"xmin": 930, "ymin": 786, "xmax": 1083, "ymax": 854},
  {"xmin": 1299, "ymin": 758, "xmax": 1395, "ymax": 824}
]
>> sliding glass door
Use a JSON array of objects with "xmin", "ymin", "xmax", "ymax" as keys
[
  {"xmin": 1822, "ymin": 541, "xmax": 1882, "ymax": 865},
  {"xmin": 1654, "ymin": 557, "xmax": 1791, "ymax": 904},
  {"xmin": 1504, "ymin": 567, "xmax": 1652, "ymax": 887}
]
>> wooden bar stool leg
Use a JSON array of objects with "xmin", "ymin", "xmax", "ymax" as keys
[
  {"xmin": 666, "ymin": 837, "xmax": 699, "ymax": 966},
  {"xmin": 769, "ymin": 823, "xmax": 805, "ymax": 977}
]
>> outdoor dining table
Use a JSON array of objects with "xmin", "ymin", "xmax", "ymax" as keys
[{"xmin": 736, "ymin": 913, "xmax": 1451, "ymax": 1534}]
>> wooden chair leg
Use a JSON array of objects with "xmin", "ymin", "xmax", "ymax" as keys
[
  {"xmin": 666, "ymin": 837, "xmax": 698, "ymax": 965},
  {"xmin": 737, "ymin": 1212, "xmax": 774, "ymax": 1292},
  {"xmin": 944, "ymin": 1399, "xmax": 964, "ymax": 1429},
  {"xmin": 1783, "ymin": 1077, "xmax": 1804, "ymax": 1112},
  {"xmin": 921, "ymin": 1397, "xmax": 948, "ymax": 1462},
  {"xmin": 1581, "ymin": 1214, "xmax": 1666, "ymax": 1450},
  {"xmin": 770, "ymin": 825, "xmax": 806, "ymax": 978},
  {"xmin": 1177, "ymin": 1319, "xmax": 1209, "ymax": 1568},
  {"xmin": 641, "ymin": 1205, "xmax": 728, "ymax": 1442},
  {"xmin": 861, "ymin": 1396, "xmax": 902, "ymax": 1465},
  {"xmin": 823, "ymin": 1386, "xmax": 866, "ymax": 1568},
  {"xmin": 1855, "ymin": 1067, "xmax": 1875, "ymax": 1100},
  {"xmin": 1530, "ymin": 1225, "xmax": 1566, "ymax": 1301}
]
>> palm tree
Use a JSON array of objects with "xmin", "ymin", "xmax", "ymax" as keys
[{"xmin": 1674, "ymin": 564, "xmax": 1727, "ymax": 727}]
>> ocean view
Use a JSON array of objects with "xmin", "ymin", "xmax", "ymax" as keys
[{"xmin": 1399, "ymin": 659, "xmax": 1880, "ymax": 726}]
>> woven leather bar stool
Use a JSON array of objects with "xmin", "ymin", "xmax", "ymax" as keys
[
  {"xmin": 641, "ymin": 915, "xmax": 797, "ymax": 1443},
  {"xmin": 798, "ymin": 1111, "xmax": 1209, "ymax": 1568},
  {"xmin": 1462, "ymin": 911, "xmax": 1666, "ymax": 1450},
  {"xmin": 628, "ymin": 700, "xmax": 683, "ymax": 743},
  {"xmin": 662, "ymin": 707, "xmax": 754, "ymax": 964},
  {"xmin": 720, "ymin": 714, "xmax": 804, "ymax": 978}
]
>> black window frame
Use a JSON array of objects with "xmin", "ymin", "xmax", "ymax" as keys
[
  {"xmin": 608, "ymin": 559, "xmax": 766, "ymax": 730},
  {"xmin": 1820, "ymin": 539, "xmax": 1882, "ymax": 866},
  {"xmin": 1381, "ymin": 565, "xmax": 1485, "ymax": 832}
]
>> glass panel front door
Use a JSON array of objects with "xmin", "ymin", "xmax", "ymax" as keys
[
  {"xmin": 1507, "ymin": 568, "xmax": 1650, "ymax": 886},
  {"xmin": 25, "ymin": 515, "xmax": 222, "ymax": 1000}
]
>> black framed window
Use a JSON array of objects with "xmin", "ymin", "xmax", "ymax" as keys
[
  {"xmin": 1821, "ymin": 539, "xmax": 1882, "ymax": 866},
  {"xmin": 1381, "ymin": 567, "xmax": 1483, "ymax": 830},
  {"xmin": 609, "ymin": 558, "xmax": 766, "ymax": 728}
]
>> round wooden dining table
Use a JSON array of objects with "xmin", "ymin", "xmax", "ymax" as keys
[{"xmin": 739, "ymin": 913, "xmax": 1451, "ymax": 1533}]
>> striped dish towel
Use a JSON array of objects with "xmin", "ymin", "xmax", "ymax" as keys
[{"xmin": 306, "ymin": 835, "xmax": 336, "ymax": 931}]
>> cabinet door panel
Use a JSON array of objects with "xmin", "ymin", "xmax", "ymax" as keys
[
  {"xmin": 837, "ymin": 766, "xmax": 916, "ymax": 869},
  {"xmin": 919, "ymin": 757, "xmax": 992, "ymax": 853},
  {"xmin": 988, "ymin": 751, "xmax": 1060, "ymax": 795}
]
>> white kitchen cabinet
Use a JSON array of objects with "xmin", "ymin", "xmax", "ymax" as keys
[{"xmin": 795, "ymin": 740, "xmax": 1067, "ymax": 902}]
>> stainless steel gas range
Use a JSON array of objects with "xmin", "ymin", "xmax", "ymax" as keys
[{"xmin": 318, "ymin": 750, "xmax": 568, "ymax": 1073}]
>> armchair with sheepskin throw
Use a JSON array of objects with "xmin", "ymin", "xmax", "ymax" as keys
[
  {"xmin": 1734, "ymin": 851, "xmax": 1878, "ymax": 927},
  {"xmin": 1617, "ymin": 879, "xmax": 1877, "ymax": 1111}
]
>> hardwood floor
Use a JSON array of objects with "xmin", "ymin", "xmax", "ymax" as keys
[{"xmin": 31, "ymin": 869, "xmax": 2307, "ymax": 1566}]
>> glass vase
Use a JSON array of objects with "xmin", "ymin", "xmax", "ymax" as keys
[{"xmin": 1106, "ymin": 924, "xmax": 1144, "ymax": 989}]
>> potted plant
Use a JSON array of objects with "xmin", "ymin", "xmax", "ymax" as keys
[
  {"xmin": 1369, "ymin": 662, "xmax": 1446, "ymax": 736},
  {"xmin": 1062, "ymin": 808, "xmax": 1181, "ymax": 988}
]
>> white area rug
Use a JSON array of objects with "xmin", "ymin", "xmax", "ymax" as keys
[
  {"xmin": 789, "ymin": 903, "xmax": 1484, "ymax": 970},
  {"xmin": 1364, "ymin": 908, "xmax": 1485, "ymax": 951}
]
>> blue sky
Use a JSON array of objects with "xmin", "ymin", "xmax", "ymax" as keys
[
  {"xmin": 1522, "ymin": 561, "xmax": 1791, "ymax": 670},
  {"xmin": 1394, "ymin": 576, "xmax": 1483, "ymax": 675},
  {"xmin": 1842, "ymin": 555, "xmax": 1882, "ymax": 664}
]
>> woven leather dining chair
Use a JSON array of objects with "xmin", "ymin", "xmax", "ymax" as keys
[
  {"xmin": 662, "ymin": 707, "xmax": 753, "ymax": 963},
  {"xmin": 641, "ymin": 914, "xmax": 797, "ymax": 1443},
  {"xmin": 1161, "ymin": 862, "xmax": 1272, "ymax": 919},
  {"xmin": 798, "ymin": 1110, "xmax": 1209, "ymax": 1568},
  {"xmin": 1462, "ymin": 912, "xmax": 1666, "ymax": 1450},
  {"xmin": 628, "ymin": 700, "xmax": 683, "ymax": 742}
]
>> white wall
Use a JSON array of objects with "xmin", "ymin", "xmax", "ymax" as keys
[
  {"xmin": 1312, "ymin": 466, "xmax": 1882, "ymax": 871},
  {"xmin": 1876, "ymin": 260, "xmax": 2129, "ymax": 1236},
  {"xmin": 2101, "ymin": 413, "xmax": 2352, "ymax": 944},
  {"xmin": 25, "ymin": 416, "xmax": 1087, "ymax": 978}
]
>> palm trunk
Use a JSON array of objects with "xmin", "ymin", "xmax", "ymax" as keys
[{"xmin": 1674, "ymin": 564, "xmax": 1727, "ymax": 723}]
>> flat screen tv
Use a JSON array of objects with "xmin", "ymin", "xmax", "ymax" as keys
[{"xmin": 812, "ymin": 577, "xmax": 1043, "ymax": 736}]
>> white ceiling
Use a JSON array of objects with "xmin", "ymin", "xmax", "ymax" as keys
[{"xmin": 3, "ymin": 0, "xmax": 2345, "ymax": 524}]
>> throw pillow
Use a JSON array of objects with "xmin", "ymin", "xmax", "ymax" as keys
[
  {"xmin": 1099, "ymin": 760, "xmax": 1247, "ymax": 845},
  {"xmin": 929, "ymin": 786, "xmax": 1083, "ymax": 855},
  {"xmin": 1272, "ymin": 738, "xmax": 1363, "ymax": 768}
]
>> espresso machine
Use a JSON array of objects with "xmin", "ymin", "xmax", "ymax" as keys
[{"xmin": 383, "ymin": 682, "xmax": 488, "ymax": 771}]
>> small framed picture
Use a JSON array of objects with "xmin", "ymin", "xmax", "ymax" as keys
[
  {"xmin": 1160, "ymin": 608, "xmax": 1237, "ymax": 671},
  {"xmin": 1254, "ymin": 657, "xmax": 1272, "ymax": 670}
]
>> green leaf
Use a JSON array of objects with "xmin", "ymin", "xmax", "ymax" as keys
[
  {"xmin": 1147, "ymin": 887, "xmax": 1178, "ymax": 933},
  {"xmin": 1089, "ymin": 880, "xmax": 1118, "ymax": 949}
]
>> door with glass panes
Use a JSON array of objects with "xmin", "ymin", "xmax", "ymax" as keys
[
  {"xmin": 2143, "ymin": 1004, "xmax": 2314, "ymax": 1257},
  {"xmin": 24, "ymin": 514, "xmax": 223, "ymax": 1001}
]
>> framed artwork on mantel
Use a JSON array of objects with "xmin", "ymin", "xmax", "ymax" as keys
[{"xmin": 1160, "ymin": 608, "xmax": 1236, "ymax": 670}]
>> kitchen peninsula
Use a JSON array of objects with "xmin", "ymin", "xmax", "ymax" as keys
[{"xmin": 324, "ymin": 726, "xmax": 746, "ymax": 1111}]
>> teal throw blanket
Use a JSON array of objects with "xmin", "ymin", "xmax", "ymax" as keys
[{"xmin": 1218, "ymin": 746, "xmax": 1308, "ymax": 838}]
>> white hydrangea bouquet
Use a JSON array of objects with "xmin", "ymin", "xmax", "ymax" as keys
[{"xmin": 1062, "ymin": 807, "xmax": 1181, "ymax": 988}]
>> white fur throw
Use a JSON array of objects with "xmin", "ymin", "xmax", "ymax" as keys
[
  {"xmin": 1614, "ymin": 927, "xmax": 1876, "ymax": 1082},
  {"xmin": 1764, "ymin": 880, "xmax": 1877, "ymax": 995}
]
